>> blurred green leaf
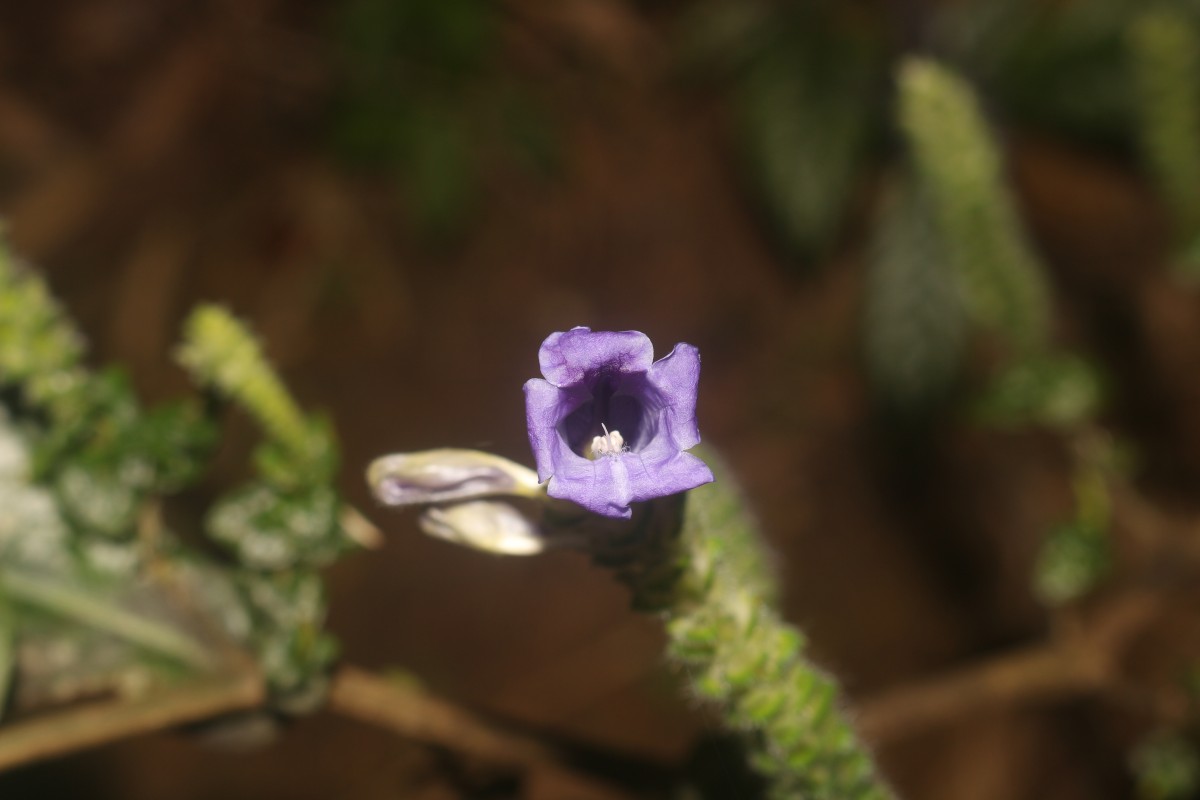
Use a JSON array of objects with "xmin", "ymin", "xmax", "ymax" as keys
[
  {"xmin": 864, "ymin": 174, "xmax": 967, "ymax": 411},
  {"xmin": 732, "ymin": 7, "xmax": 883, "ymax": 258},
  {"xmin": 898, "ymin": 58, "xmax": 1052, "ymax": 352}
]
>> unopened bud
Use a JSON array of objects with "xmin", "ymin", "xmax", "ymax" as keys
[
  {"xmin": 367, "ymin": 449, "xmax": 543, "ymax": 507},
  {"xmin": 420, "ymin": 499, "xmax": 544, "ymax": 555}
]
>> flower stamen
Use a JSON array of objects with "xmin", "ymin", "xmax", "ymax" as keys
[{"xmin": 589, "ymin": 424, "xmax": 626, "ymax": 459}]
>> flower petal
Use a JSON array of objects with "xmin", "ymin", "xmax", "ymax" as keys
[
  {"xmin": 547, "ymin": 454, "xmax": 636, "ymax": 519},
  {"xmin": 538, "ymin": 327, "xmax": 654, "ymax": 387},
  {"xmin": 646, "ymin": 342, "xmax": 702, "ymax": 451},
  {"xmin": 624, "ymin": 441, "xmax": 714, "ymax": 503},
  {"xmin": 524, "ymin": 377, "xmax": 570, "ymax": 483}
]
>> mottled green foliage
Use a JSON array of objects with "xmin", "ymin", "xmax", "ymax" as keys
[
  {"xmin": 1133, "ymin": 733, "xmax": 1200, "ymax": 800},
  {"xmin": 179, "ymin": 307, "xmax": 350, "ymax": 582},
  {"xmin": 178, "ymin": 306, "xmax": 348, "ymax": 692},
  {"xmin": 898, "ymin": 58, "xmax": 1051, "ymax": 352},
  {"xmin": 236, "ymin": 571, "xmax": 338, "ymax": 707},
  {"xmin": 1128, "ymin": 7, "xmax": 1200, "ymax": 276},
  {"xmin": 0, "ymin": 243, "xmax": 87, "ymax": 420},
  {"xmin": 0, "ymin": 239, "xmax": 351, "ymax": 710},
  {"xmin": 656, "ymin": 452, "xmax": 890, "ymax": 799},
  {"xmin": 863, "ymin": 175, "xmax": 966, "ymax": 411},
  {"xmin": 0, "ymin": 413, "xmax": 71, "ymax": 575},
  {"xmin": 208, "ymin": 484, "xmax": 342, "ymax": 571}
]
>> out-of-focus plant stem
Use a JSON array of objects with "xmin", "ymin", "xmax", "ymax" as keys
[
  {"xmin": 599, "ymin": 450, "xmax": 891, "ymax": 799},
  {"xmin": 0, "ymin": 667, "xmax": 264, "ymax": 772},
  {"xmin": 0, "ymin": 592, "xmax": 13, "ymax": 722},
  {"xmin": 0, "ymin": 570, "xmax": 213, "ymax": 671}
]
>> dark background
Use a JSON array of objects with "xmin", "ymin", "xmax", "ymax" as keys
[{"xmin": 1, "ymin": 1, "xmax": 1199, "ymax": 798}]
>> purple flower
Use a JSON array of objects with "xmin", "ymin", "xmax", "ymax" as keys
[{"xmin": 523, "ymin": 327, "xmax": 714, "ymax": 519}]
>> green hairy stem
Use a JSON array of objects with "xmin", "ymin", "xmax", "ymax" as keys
[
  {"xmin": 0, "ymin": 570, "xmax": 213, "ymax": 671},
  {"xmin": 601, "ymin": 452, "xmax": 891, "ymax": 799}
]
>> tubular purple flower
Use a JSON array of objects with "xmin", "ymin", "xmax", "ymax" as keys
[{"xmin": 523, "ymin": 327, "xmax": 714, "ymax": 519}]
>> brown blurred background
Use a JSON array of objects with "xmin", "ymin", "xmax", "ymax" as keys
[{"xmin": 1, "ymin": 0, "xmax": 1200, "ymax": 798}]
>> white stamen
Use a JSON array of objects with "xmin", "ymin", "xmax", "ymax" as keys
[{"xmin": 590, "ymin": 424, "xmax": 626, "ymax": 458}]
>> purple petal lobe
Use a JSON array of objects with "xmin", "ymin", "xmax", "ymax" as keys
[
  {"xmin": 538, "ymin": 327, "xmax": 654, "ymax": 387},
  {"xmin": 627, "ymin": 450, "xmax": 714, "ymax": 503},
  {"xmin": 523, "ymin": 378, "xmax": 569, "ymax": 483},
  {"xmin": 547, "ymin": 455, "xmax": 635, "ymax": 519},
  {"xmin": 646, "ymin": 343, "xmax": 702, "ymax": 451}
]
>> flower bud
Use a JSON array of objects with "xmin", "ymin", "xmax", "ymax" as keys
[
  {"xmin": 419, "ymin": 499, "xmax": 544, "ymax": 555},
  {"xmin": 366, "ymin": 449, "xmax": 543, "ymax": 507}
]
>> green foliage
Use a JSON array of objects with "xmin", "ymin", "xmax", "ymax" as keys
[
  {"xmin": 863, "ymin": 175, "xmax": 966, "ymax": 411},
  {"xmin": 1128, "ymin": 7, "xmax": 1200, "ymax": 276},
  {"xmin": 897, "ymin": 58, "xmax": 1051, "ymax": 352},
  {"xmin": 179, "ymin": 306, "xmax": 352, "ymax": 581},
  {"xmin": 0, "ymin": 239, "xmax": 354, "ymax": 712},
  {"xmin": 0, "ymin": 240, "xmax": 87, "ymax": 421},
  {"xmin": 1133, "ymin": 733, "xmax": 1200, "ymax": 800},
  {"xmin": 648, "ymin": 452, "xmax": 890, "ymax": 799},
  {"xmin": 0, "ymin": 412, "xmax": 71, "ymax": 575},
  {"xmin": 236, "ymin": 571, "xmax": 338, "ymax": 708},
  {"xmin": 208, "ymin": 484, "xmax": 342, "ymax": 571}
]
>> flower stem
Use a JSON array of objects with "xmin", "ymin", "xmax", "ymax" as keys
[
  {"xmin": 0, "ymin": 570, "xmax": 214, "ymax": 672},
  {"xmin": 596, "ymin": 451, "xmax": 892, "ymax": 799}
]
